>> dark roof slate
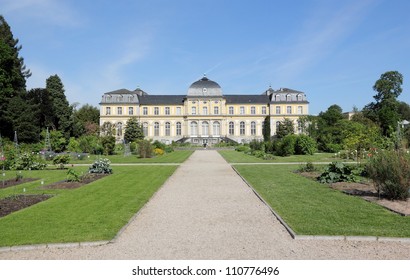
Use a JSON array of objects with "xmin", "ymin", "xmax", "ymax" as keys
[
  {"xmin": 225, "ymin": 95, "xmax": 270, "ymax": 104},
  {"xmin": 139, "ymin": 95, "xmax": 185, "ymax": 105}
]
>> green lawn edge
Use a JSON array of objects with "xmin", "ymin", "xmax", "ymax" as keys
[
  {"xmin": 233, "ymin": 164, "xmax": 410, "ymax": 237},
  {"xmin": 0, "ymin": 165, "xmax": 177, "ymax": 247}
]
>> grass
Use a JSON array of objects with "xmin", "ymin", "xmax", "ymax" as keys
[
  {"xmin": 68, "ymin": 150, "xmax": 193, "ymax": 164},
  {"xmin": 234, "ymin": 164, "xmax": 410, "ymax": 237},
  {"xmin": 219, "ymin": 150, "xmax": 347, "ymax": 163},
  {"xmin": 0, "ymin": 165, "xmax": 177, "ymax": 247}
]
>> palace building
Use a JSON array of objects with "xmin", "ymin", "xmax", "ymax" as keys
[{"xmin": 99, "ymin": 76, "xmax": 309, "ymax": 145}]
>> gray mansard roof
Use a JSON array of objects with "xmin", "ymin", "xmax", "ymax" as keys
[
  {"xmin": 139, "ymin": 95, "xmax": 185, "ymax": 105},
  {"xmin": 269, "ymin": 88, "xmax": 309, "ymax": 104},
  {"xmin": 225, "ymin": 95, "xmax": 270, "ymax": 104},
  {"xmin": 100, "ymin": 89, "xmax": 140, "ymax": 104}
]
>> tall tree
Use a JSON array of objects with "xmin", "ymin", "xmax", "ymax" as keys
[
  {"xmin": 363, "ymin": 71, "xmax": 403, "ymax": 136},
  {"xmin": 72, "ymin": 104, "xmax": 100, "ymax": 137},
  {"xmin": 124, "ymin": 117, "xmax": 144, "ymax": 143},
  {"xmin": 46, "ymin": 75, "xmax": 73, "ymax": 139},
  {"xmin": 276, "ymin": 118, "xmax": 295, "ymax": 139},
  {"xmin": 0, "ymin": 15, "xmax": 31, "ymax": 139},
  {"xmin": 262, "ymin": 116, "xmax": 271, "ymax": 141}
]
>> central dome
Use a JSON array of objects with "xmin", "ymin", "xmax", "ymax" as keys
[{"xmin": 187, "ymin": 76, "xmax": 222, "ymax": 96}]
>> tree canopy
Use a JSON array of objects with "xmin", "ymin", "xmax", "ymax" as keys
[{"xmin": 124, "ymin": 117, "xmax": 144, "ymax": 143}]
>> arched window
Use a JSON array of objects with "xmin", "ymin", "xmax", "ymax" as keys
[
  {"xmin": 275, "ymin": 94, "xmax": 280, "ymax": 101},
  {"xmin": 286, "ymin": 94, "xmax": 291, "ymax": 101},
  {"xmin": 191, "ymin": 121, "xmax": 198, "ymax": 136},
  {"xmin": 213, "ymin": 121, "xmax": 220, "ymax": 136},
  {"xmin": 143, "ymin": 122, "xmax": 148, "ymax": 136},
  {"xmin": 251, "ymin": 121, "xmax": 256, "ymax": 135},
  {"xmin": 176, "ymin": 122, "xmax": 182, "ymax": 136},
  {"xmin": 297, "ymin": 94, "xmax": 303, "ymax": 101},
  {"xmin": 240, "ymin": 121, "xmax": 245, "ymax": 135},
  {"xmin": 202, "ymin": 121, "xmax": 209, "ymax": 135},
  {"xmin": 116, "ymin": 122, "xmax": 123, "ymax": 137},
  {"xmin": 154, "ymin": 122, "xmax": 160, "ymax": 136},
  {"xmin": 165, "ymin": 122, "xmax": 171, "ymax": 136},
  {"xmin": 229, "ymin": 121, "xmax": 234, "ymax": 135},
  {"xmin": 276, "ymin": 121, "xmax": 281, "ymax": 133}
]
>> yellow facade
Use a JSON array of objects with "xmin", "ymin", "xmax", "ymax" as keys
[{"xmin": 99, "ymin": 77, "xmax": 309, "ymax": 144}]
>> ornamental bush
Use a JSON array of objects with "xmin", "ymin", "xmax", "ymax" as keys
[
  {"xmin": 88, "ymin": 158, "xmax": 112, "ymax": 174},
  {"xmin": 276, "ymin": 134, "xmax": 298, "ymax": 156},
  {"xmin": 53, "ymin": 154, "xmax": 71, "ymax": 169},
  {"xmin": 295, "ymin": 135, "xmax": 317, "ymax": 155},
  {"xmin": 366, "ymin": 150, "xmax": 410, "ymax": 200},
  {"xmin": 154, "ymin": 148, "xmax": 164, "ymax": 156},
  {"xmin": 318, "ymin": 162, "xmax": 356, "ymax": 184},
  {"xmin": 13, "ymin": 152, "xmax": 47, "ymax": 170}
]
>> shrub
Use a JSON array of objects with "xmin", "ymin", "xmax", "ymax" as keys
[
  {"xmin": 366, "ymin": 150, "xmax": 410, "ymax": 200},
  {"xmin": 164, "ymin": 146, "xmax": 174, "ymax": 153},
  {"xmin": 152, "ymin": 140, "xmax": 166, "ymax": 150},
  {"xmin": 318, "ymin": 162, "xmax": 356, "ymax": 184},
  {"xmin": 295, "ymin": 135, "xmax": 317, "ymax": 155},
  {"xmin": 137, "ymin": 140, "xmax": 153, "ymax": 158},
  {"xmin": 66, "ymin": 168, "xmax": 82, "ymax": 182},
  {"xmin": 235, "ymin": 145, "xmax": 250, "ymax": 152},
  {"xmin": 298, "ymin": 161, "xmax": 317, "ymax": 173},
  {"xmin": 154, "ymin": 148, "xmax": 164, "ymax": 156},
  {"xmin": 263, "ymin": 153, "xmax": 275, "ymax": 160},
  {"xmin": 249, "ymin": 140, "xmax": 264, "ymax": 151},
  {"xmin": 252, "ymin": 150, "xmax": 265, "ymax": 158},
  {"xmin": 88, "ymin": 158, "xmax": 112, "ymax": 174},
  {"xmin": 276, "ymin": 134, "xmax": 298, "ymax": 156},
  {"xmin": 100, "ymin": 136, "xmax": 115, "ymax": 155},
  {"xmin": 53, "ymin": 154, "xmax": 71, "ymax": 169},
  {"xmin": 13, "ymin": 152, "xmax": 47, "ymax": 170}
]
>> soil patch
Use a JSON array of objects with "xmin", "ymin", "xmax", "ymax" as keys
[
  {"xmin": 299, "ymin": 172, "xmax": 410, "ymax": 216},
  {"xmin": 0, "ymin": 194, "xmax": 52, "ymax": 218},
  {"xmin": 41, "ymin": 173, "xmax": 108, "ymax": 190},
  {"xmin": 0, "ymin": 178, "xmax": 38, "ymax": 190}
]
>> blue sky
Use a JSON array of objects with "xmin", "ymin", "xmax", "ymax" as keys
[{"xmin": 1, "ymin": 0, "xmax": 409, "ymax": 115}]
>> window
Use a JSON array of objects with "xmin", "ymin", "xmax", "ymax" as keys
[
  {"xmin": 106, "ymin": 107, "xmax": 111, "ymax": 115},
  {"xmin": 116, "ymin": 122, "xmax": 123, "ymax": 136},
  {"xmin": 251, "ymin": 121, "xmax": 256, "ymax": 135},
  {"xmin": 298, "ymin": 120, "xmax": 303, "ymax": 134},
  {"xmin": 287, "ymin": 106, "xmax": 292, "ymax": 114},
  {"xmin": 203, "ymin": 107, "xmax": 208, "ymax": 115},
  {"xmin": 297, "ymin": 94, "xmax": 303, "ymax": 101},
  {"xmin": 143, "ymin": 107, "xmax": 148, "ymax": 115},
  {"xmin": 229, "ymin": 122, "xmax": 234, "ymax": 135},
  {"xmin": 154, "ymin": 122, "xmax": 160, "ymax": 136},
  {"xmin": 176, "ymin": 122, "xmax": 182, "ymax": 136},
  {"xmin": 191, "ymin": 106, "xmax": 196, "ymax": 115},
  {"xmin": 262, "ymin": 106, "xmax": 267, "ymax": 115},
  {"xmin": 287, "ymin": 94, "xmax": 291, "ymax": 101},
  {"xmin": 229, "ymin": 106, "xmax": 234, "ymax": 115},
  {"xmin": 190, "ymin": 121, "xmax": 198, "ymax": 136},
  {"xmin": 213, "ymin": 121, "xmax": 220, "ymax": 136},
  {"xmin": 128, "ymin": 107, "xmax": 134, "ymax": 115},
  {"xmin": 214, "ymin": 106, "xmax": 219, "ymax": 115},
  {"xmin": 154, "ymin": 107, "xmax": 159, "ymax": 115},
  {"xmin": 251, "ymin": 106, "xmax": 256, "ymax": 115},
  {"xmin": 276, "ymin": 106, "xmax": 281, "ymax": 114},
  {"xmin": 240, "ymin": 106, "xmax": 245, "ymax": 115},
  {"xmin": 143, "ymin": 122, "xmax": 148, "ymax": 136},
  {"xmin": 165, "ymin": 122, "xmax": 171, "ymax": 136},
  {"xmin": 276, "ymin": 121, "xmax": 281, "ymax": 133},
  {"xmin": 117, "ymin": 107, "xmax": 122, "ymax": 115},
  {"xmin": 165, "ymin": 107, "xmax": 170, "ymax": 115},
  {"xmin": 298, "ymin": 106, "xmax": 303, "ymax": 114},
  {"xmin": 276, "ymin": 94, "xmax": 281, "ymax": 101},
  {"xmin": 176, "ymin": 107, "xmax": 181, "ymax": 115},
  {"xmin": 240, "ymin": 121, "xmax": 245, "ymax": 135},
  {"xmin": 202, "ymin": 121, "xmax": 209, "ymax": 135}
]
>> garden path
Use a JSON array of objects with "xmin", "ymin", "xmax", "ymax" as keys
[{"xmin": 1, "ymin": 150, "xmax": 410, "ymax": 259}]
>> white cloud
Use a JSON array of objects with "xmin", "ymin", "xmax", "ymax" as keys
[
  {"xmin": 1, "ymin": 0, "xmax": 84, "ymax": 27},
  {"xmin": 267, "ymin": 0, "xmax": 375, "ymax": 84}
]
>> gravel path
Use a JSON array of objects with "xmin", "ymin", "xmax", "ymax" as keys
[{"xmin": 1, "ymin": 150, "xmax": 410, "ymax": 259}]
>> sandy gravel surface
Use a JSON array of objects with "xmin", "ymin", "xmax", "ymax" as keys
[{"xmin": 1, "ymin": 150, "xmax": 410, "ymax": 259}]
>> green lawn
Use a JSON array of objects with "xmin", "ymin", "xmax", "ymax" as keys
[
  {"xmin": 234, "ymin": 164, "xmax": 410, "ymax": 237},
  {"xmin": 0, "ymin": 165, "xmax": 177, "ymax": 247},
  {"xmin": 69, "ymin": 150, "xmax": 193, "ymax": 164},
  {"xmin": 219, "ymin": 150, "xmax": 346, "ymax": 163}
]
